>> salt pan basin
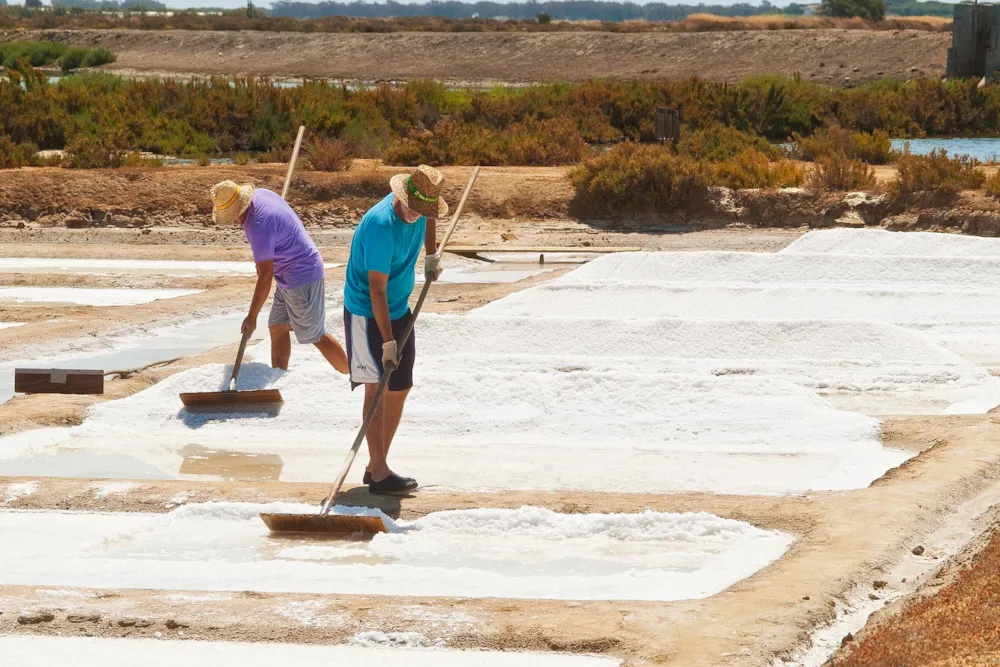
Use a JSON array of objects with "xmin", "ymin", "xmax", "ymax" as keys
[
  {"xmin": 781, "ymin": 228, "xmax": 1000, "ymax": 257},
  {"xmin": 0, "ymin": 258, "xmax": 339, "ymax": 276},
  {"xmin": 0, "ymin": 636, "xmax": 621, "ymax": 667},
  {"xmin": 0, "ymin": 287, "xmax": 201, "ymax": 306},
  {"xmin": 0, "ymin": 504, "xmax": 792, "ymax": 601}
]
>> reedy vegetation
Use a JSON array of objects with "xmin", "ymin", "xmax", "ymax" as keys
[
  {"xmin": 2, "ymin": 64, "xmax": 999, "ymax": 214},
  {"xmin": 5, "ymin": 70, "xmax": 1000, "ymax": 164}
]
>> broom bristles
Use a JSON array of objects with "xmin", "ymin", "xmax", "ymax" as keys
[{"xmin": 260, "ymin": 512, "xmax": 388, "ymax": 536}]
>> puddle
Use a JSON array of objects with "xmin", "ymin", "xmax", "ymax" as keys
[
  {"xmin": 0, "ymin": 451, "xmax": 171, "ymax": 479},
  {"xmin": 0, "ymin": 636, "xmax": 621, "ymax": 667},
  {"xmin": 0, "ymin": 258, "xmax": 341, "ymax": 277},
  {"xmin": 0, "ymin": 309, "xmax": 264, "ymax": 405},
  {"xmin": 0, "ymin": 504, "xmax": 792, "ymax": 601},
  {"xmin": 0, "ymin": 287, "xmax": 201, "ymax": 306},
  {"xmin": 179, "ymin": 445, "xmax": 283, "ymax": 481}
]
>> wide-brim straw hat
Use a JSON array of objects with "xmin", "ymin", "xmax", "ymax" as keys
[
  {"xmin": 390, "ymin": 165, "xmax": 449, "ymax": 220},
  {"xmin": 210, "ymin": 180, "xmax": 255, "ymax": 224}
]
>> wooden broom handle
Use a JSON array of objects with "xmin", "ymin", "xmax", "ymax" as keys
[{"xmin": 281, "ymin": 126, "xmax": 305, "ymax": 200}]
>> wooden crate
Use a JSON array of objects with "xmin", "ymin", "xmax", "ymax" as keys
[{"xmin": 14, "ymin": 368, "xmax": 104, "ymax": 395}]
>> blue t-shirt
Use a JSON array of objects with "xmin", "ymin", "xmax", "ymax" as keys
[{"xmin": 344, "ymin": 194, "xmax": 426, "ymax": 320}]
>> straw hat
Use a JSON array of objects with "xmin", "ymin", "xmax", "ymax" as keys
[
  {"xmin": 210, "ymin": 180, "xmax": 255, "ymax": 224},
  {"xmin": 389, "ymin": 165, "xmax": 449, "ymax": 220}
]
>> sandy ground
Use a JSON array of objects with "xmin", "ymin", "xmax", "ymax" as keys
[
  {"xmin": 4, "ymin": 28, "xmax": 949, "ymax": 85},
  {"xmin": 830, "ymin": 508, "xmax": 1000, "ymax": 666},
  {"xmin": 1, "ymin": 225, "xmax": 1000, "ymax": 666}
]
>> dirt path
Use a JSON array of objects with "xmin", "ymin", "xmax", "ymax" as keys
[
  {"xmin": 829, "ymin": 509, "xmax": 1000, "ymax": 666},
  {"xmin": 7, "ymin": 28, "xmax": 949, "ymax": 85}
]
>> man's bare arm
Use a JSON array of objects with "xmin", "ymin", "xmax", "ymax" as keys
[
  {"xmin": 242, "ymin": 260, "xmax": 274, "ymax": 335},
  {"xmin": 368, "ymin": 270, "xmax": 394, "ymax": 343}
]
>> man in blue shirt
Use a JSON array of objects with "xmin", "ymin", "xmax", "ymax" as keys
[{"xmin": 343, "ymin": 165, "xmax": 447, "ymax": 495}]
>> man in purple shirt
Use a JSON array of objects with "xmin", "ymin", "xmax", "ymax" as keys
[{"xmin": 210, "ymin": 180, "xmax": 348, "ymax": 374}]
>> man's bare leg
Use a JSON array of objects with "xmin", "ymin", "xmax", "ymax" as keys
[
  {"xmin": 269, "ymin": 324, "xmax": 292, "ymax": 370},
  {"xmin": 364, "ymin": 383, "xmax": 389, "ymax": 480},
  {"xmin": 313, "ymin": 333, "xmax": 349, "ymax": 374},
  {"xmin": 381, "ymin": 388, "xmax": 410, "ymax": 463},
  {"xmin": 364, "ymin": 386, "xmax": 411, "ymax": 482}
]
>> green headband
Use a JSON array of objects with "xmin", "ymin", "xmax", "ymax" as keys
[{"xmin": 407, "ymin": 177, "xmax": 439, "ymax": 204}]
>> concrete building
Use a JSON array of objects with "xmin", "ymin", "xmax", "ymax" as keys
[{"xmin": 947, "ymin": 2, "xmax": 1000, "ymax": 80}]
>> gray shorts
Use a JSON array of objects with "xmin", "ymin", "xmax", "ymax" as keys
[{"xmin": 268, "ymin": 278, "xmax": 326, "ymax": 344}]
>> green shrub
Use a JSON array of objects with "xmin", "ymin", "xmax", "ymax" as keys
[
  {"xmin": 854, "ymin": 129, "xmax": 894, "ymax": 164},
  {"xmin": 0, "ymin": 135, "xmax": 36, "ymax": 168},
  {"xmin": 982, "ymin": 170, "xmax": 1000, "ymax": 197},
  {"xmin": 570, "ymin": 142, "xmax": 709, "ymax": 216},
  {"xmin": 196, "ymin": 154, "xmax": 211, "ymax": 167},
  {"xmin": 384, "ymin": 117, "xmax": 586, "ymax": 166},
  {"xmin": 0, "ymin": 41, "xmax": 67, "ymax": 68},
  {"xmin": 81, "ymin": 47, "xmax": 115, "ymax": 68},
  {"xmin": 122, "ymin": 152, "xmax": 164, "ymax": 168},
  {"xmin": 809, "ymin": 151, "xmax": 877, "ymax": 191},
  {"xmin": 793, "ymin": 125, "xmax": 895, "ymax": 164},
  {"xmin": 710, "ymin": 147, "xmax": 806, "ymax": 189},
  {"xmin": 305, "ymin": 137, "xmax": 352, "ymax": 171},
  {"xmin": 63, "ymin": 134, "xmax": 128, "ymax": 169},
  {"xmin": 257, "ymin": 147, "xmax": 292, "ymax": 164},
  {"xmin": 892, "ymin": 149, "xmax": 984, "ymax": 195},
  {"xmin": 234, "ymin": 152, "xmax": 252, "ymax": 165},
  {"xmin": 55, "ymin": 45, "xmax": 115, "ymax": 72},
  {"xmin": 59, "ymin": 48, "xmax": 88, "ymax": 73},
  {"xmin": 678, "ymin": 124, "xmax": 780, "ymax": 162}
]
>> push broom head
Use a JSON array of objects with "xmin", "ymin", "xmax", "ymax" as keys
[
  {"xmin": 260, "ymin": 512, "xmax": 389, "ymax": 537},
  {"xmin": 180, "ymin": 389, "xmax": 284, "ymax": 409}
]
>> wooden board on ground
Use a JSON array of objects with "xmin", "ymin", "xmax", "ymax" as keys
[
  {"xmin": 447, "ymin": 246, "xmax": 641, "ymax": 257},
  {"xmin": 14, "ymin": 368, "xmax": 104, "ymax": 395}
]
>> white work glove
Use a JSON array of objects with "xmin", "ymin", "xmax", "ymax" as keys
[
  {"xmin": 382, "ymin": 340, "xmax": 399, "ymax": 370},
  {"xmin": 424, "ymin": 253, "xmax": 443, "ymax": 282}
]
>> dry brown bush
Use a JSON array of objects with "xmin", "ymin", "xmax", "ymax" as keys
[{"xmin": 305, "ymin": 138, "xmax": 353, "ymax": 172}]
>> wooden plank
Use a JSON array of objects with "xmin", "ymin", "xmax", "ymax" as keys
[
  {"xmin": 447, "ymin": 246, "xmax": 641, "ymax": 256},
  {"xmin": 14, "ymin": 368, "xmax": 104, "ymax": 395},
  {"xmin": 180, "ymin": 389, "xmax": 284, "ymax": 408}
]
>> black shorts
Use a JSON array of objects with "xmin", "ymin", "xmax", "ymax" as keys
[{"xmin": 344, "ymin": 306, "xmax": 415, "ymax": 392}]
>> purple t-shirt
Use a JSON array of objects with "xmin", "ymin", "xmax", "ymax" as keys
[{"xmin": 242, "ymin": 189, "xmax": 324, "ymax": 290}]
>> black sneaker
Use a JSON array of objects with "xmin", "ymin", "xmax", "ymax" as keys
[
  {"xmin": 363, "ymin": 470, "xmax": 372, "ymax": 485},
  {"xmin": 368, "ymin": 472, "xmax": 418, "ymax": 495}
]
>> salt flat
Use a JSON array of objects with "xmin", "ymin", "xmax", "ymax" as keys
[
  {"xmin": 0, "ymin": 504, "xmax": 791, "ymax": 601},
  {"xmin": 0, "ymin": 287, "xmax": 201, "ymax": 306},
  {"xmin": 0, "ymin": 257, "xmax": 340, "ymax": 276}
]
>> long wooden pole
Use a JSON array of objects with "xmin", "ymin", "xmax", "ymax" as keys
[{"xmin": 280, "ymin": 126, "xmax": 305, "ymax": 201}]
